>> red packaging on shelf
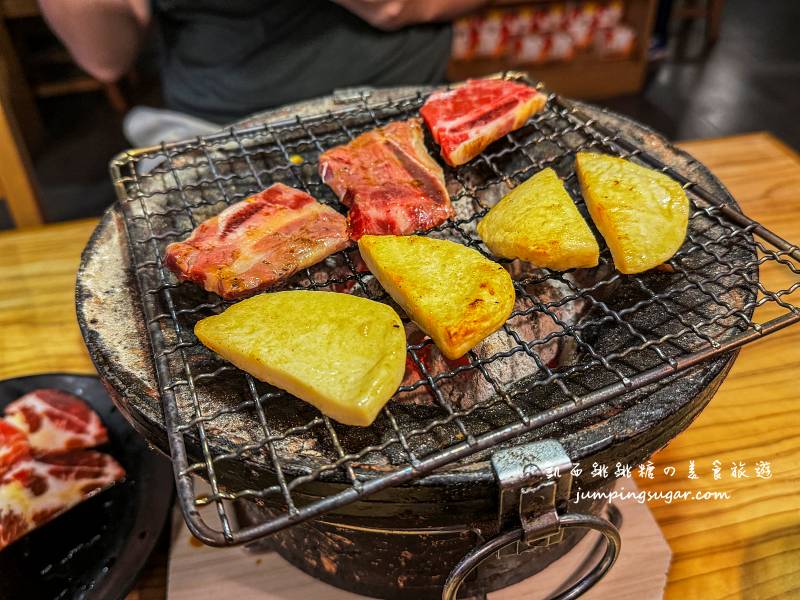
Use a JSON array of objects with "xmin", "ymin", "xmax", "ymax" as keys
[
  {"xmin": 594, "ymin": 24, "xmax": 637, "ymax": 57},
  {"xmin": 550, "ymin": 30, "xmax": 576, "ymax": 61},
  {"xmin": 532, "ymin": 4, "xmax": 566, "ymax": 33},
  {"xmin": 596, "ymin": 0, "xmax": 624, "ymax": 29},
  {"xmin": 513, "ymin": 32, "xmax": 549, "ymax": 64},
  {"xmin": 474, "ymin": 10, "xmax": 510, "ymax": 58},
  {"xmin": 566, "ymin": 18, "xmax": 593, "ymax": 49},
  {"xmin": 452, "ymin": 15, "xmax": 478, "ymax": 60},
  {"xmin": 565, "ymin": 2, "xmax": 599, "ymax": 49},
  {"xmin": 513, "ymin": 31, "xmax": 575, "ymax": 65},
  {"xmin": 505, "ymin": 7, "xmax": 534, "ymax": 38}
]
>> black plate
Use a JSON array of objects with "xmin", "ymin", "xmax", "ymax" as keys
[{"xmin": 0, "ymin": 374, "xmax": 173, "ymax": 600}]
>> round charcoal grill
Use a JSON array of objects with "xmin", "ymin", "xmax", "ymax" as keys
[{"xmin": 77, "ymin": 77, "xmax": 800, "ymax": 599}]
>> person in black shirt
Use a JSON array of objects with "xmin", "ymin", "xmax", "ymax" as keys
[{"xmin": 40, "ymin": 0, "xmax": 489, "ymax": 125}]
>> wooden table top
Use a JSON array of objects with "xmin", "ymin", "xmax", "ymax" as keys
[{"xmin": 1, "ymin": 132, "xmax": 798, "ymax": 599}]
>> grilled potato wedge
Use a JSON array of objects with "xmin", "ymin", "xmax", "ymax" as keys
[
  {"xmin": 359, "ymin": 235, "xmax": 515, "ymax": 360},
  {"xmin": 576, "ymin": 152, "xmax": 689, "ymax": 274},
  {"xmin": 477, "ymin": 168, "xmax": 599, "ymax": 270},
  {"xmin": 194, "ymin": 291, "xmax": 406, "ymax": 426}
]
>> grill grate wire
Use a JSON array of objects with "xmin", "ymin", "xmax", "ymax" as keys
[{"xmin": 111, "ymin": 77, "xmax": 800, "ymax": 546}]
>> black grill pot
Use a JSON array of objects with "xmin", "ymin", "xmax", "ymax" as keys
[{"xmin": 76, "ymin": 91, "xmax": 752, "ymax": 599}]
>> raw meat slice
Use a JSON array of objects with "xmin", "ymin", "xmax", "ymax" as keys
[
  {"xmin": 4, "ymin": 388, "xmax": 108, "ymax": 453},
  {"xmin": 0, "ymin": 450, "xmax": 125, "ymax": 550},
  {"xmin": 164, "ymin": 183, "xmax": 350, "ymax": 299},
  {"xmin": 318, "ymin": 119, "xmax": 454, "ymax": 240},
  {"xmin": 0, "ymin": 420, "xmax": 29, "ymax": 477},
  {"xmin": 420, "ymin": 78, "xmax": 547, "ymax": 166}
]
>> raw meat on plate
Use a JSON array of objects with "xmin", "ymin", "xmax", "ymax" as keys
[
  {"xmin": 5, "ymin": 388, "xmax": 109, "ymax": 452},
  {"xmin": 164, "ymin": 183, "xmax": 350, "ymax": 299},
  {"xmin": 318, "ymin": 119, "xmax": 454, "ymax": 240},
  {"xmin": 420, "ymin": 78, "xmax": 547, "ymax": 166},
  {"xmin": 0, "ymin": 450, "xmax": 124, "ymax": 550},
  {"xmin": 0, "ymin": 421, "xmax": 29, "ymax": 477},
  {"xmin": 0, "ymin": 389, "xmax": 125, "ymax": 550}
]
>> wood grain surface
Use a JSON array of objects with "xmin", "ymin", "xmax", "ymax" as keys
[
  {"xmin": 0, "ymin": 132, "xmax": 797, "ymax": 599},
  {"xmin": 0, "ymin": 218, "xmax": 95, "ymax": 376},
  {"xmin": 641, "ymin": 133, "xmax": 800, "ymax": 600}
]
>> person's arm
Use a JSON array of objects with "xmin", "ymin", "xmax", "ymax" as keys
[
  {"xmin": 333, "ymin": 0, "xmax": 491, "ymax": 31},
  {"xmin": 38, "ymin": 0, "xmax": 150, "ymax": 83}
]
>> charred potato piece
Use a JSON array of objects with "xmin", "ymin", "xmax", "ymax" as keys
[
  {"xmin": 194, "ymin": 291, "xmax": 406, "ymax": 426},
  {"xmin": 477, "ymin": 168, "xmax": 599, "ymax": 270},
  {"xmin": 359, "ymin": 235, "xmax": 515, "ymax": 360},
  {"xmin": 576, "ymin": 152, "xmax": 689, "ymax": 274}
]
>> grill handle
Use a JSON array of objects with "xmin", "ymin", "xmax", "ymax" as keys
[
  {"xmin": 442, "ymin": 440, "xmax": 623, "ymax": 599},
  {"xmin": 442, "ymin": 503, "xmax": 622, "ymax": 600}
]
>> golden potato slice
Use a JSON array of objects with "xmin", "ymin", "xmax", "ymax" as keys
[
  {"xmin": 358, "ymin": 235, "xmax": 515, "ymax": 360},
  {"xmin": 477, "ymin": 168, "xmax": 599, "ymax": 270},
  {"xmin": 194, "ymin": 291, "xmax": 406, "ymax": 426},
  {"xmin": 576, "ymin": 152, "xmax": 689, "ymax": 274}
]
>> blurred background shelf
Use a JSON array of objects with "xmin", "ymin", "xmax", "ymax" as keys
[
  {"xmin": 447, "ymin": 0, "xmax": 656, "ymax": 98},
  {"xmin": 449, "ymin": 54, "xmax": 646, "ymax": 98}
]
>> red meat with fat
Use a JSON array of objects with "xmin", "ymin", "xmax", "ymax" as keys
[
  {"xmin": 420, "ymin": 78, "xmax": 547, "ymax": 167},
  {"xmin": 0, "ymin": 421, "xmax": 29, "ymax": 477},
  {"xmin": 0, "ymin": 451, "xmax": 125, "ymax": 550},
  {"xmin": 164, "ymin": 183, "xmax": 350, "ymax": 299},
  {"xmin": 5, "ymin": 389, "xmax": 108, "ymax": 453},
  {"xmin": 318, "ymin": 119, "xmax": 454, "ymax": 240},
  {"xmin": 0, "ymin": 389, "xmax": 125, "ymax": 550}
]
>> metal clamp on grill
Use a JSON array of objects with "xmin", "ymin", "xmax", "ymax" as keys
[
  {"xmin": 493, "ymin": 440, "xmax": 575, "ymax": 552},
  {"xmin": 444, "ymin": 440, "xmax": 621, "ymax": 600}
]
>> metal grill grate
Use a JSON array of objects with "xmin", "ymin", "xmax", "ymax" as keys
[{"xmin": 110, "ymin": 76, "xmax": 800, "ymax": 546}]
